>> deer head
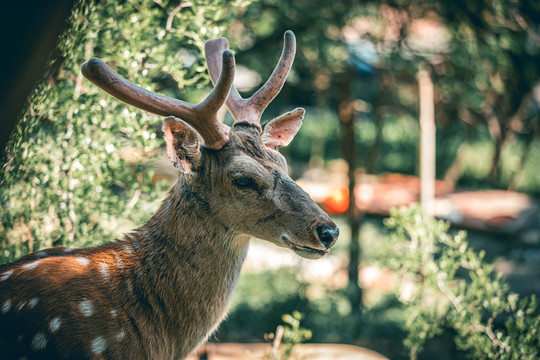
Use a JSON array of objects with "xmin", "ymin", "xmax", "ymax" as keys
[{"xmin": 81, "ymin": 31, "xmax": 338, "ymax": 258}]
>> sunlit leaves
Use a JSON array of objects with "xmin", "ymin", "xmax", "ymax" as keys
[
  {"xmin": 0, "ymin": 0, "xmax": 249, "ymax": 263},
  {"xmin": 381, "ymin": 205, "xmax": 540, "ymax": 359}
]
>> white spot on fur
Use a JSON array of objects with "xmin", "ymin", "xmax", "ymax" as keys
[
  {"xmin": 79, "ymin": 300, "xmax": 94, "ymax": 316},
  {"xmin": 17, "ymin": 301, "xmax": 26, "ymax": 311},
  {"xmin": 123, "ymin": 244, "xmax": 133, "ymax": 255},
  {"xmin": 116, "ymin": 329, "xmax": 126, "ymax": 341},
  {"xmin": 28, "ymin": 298, "xmax": 39, "ymax": 309},
  {"xmin": 111, "ymin": 309, "xmax": 118, "ymax": 317},
  {"xmin": 35, "ymin": 252, "xmax": 47, "ymax": 258},
  {"xmin": 91, "ymin": 336, "xmax": 107, "ymax": 354},
  {"xmin": 49, "ymin": 317, "xmax": 61, "ymax": 333},
  {"xmin": 31, "ymin": 332, "xmax": 47, "ymax": 351},
  {"xmin": 76, "ymin": 257, "xmax": 90, "ymax": 266},
  {"xmin": 126, "ymin": 280, "xmax": 133, "ymax": 293},
  {"xmin": 64, "ymin": 248, "xmax": 74, "ymax": 253},
  {"xmin": 22, "ymin": 261, "xmax": 40, "ymax": 271},
  {"xmin": 114, "ymin": 254, "xmax": 124, "ymax": 270},
  {"xmin": 100, "ymin": 262, "xmax": 110, "ymax": 281},
  {"xmin": 2, "ymin": 300, "xmax": 12, "ymax": 314},
  {"xmin": 1, "ymin": 270, "xmax": 13, "ymax": 281}
]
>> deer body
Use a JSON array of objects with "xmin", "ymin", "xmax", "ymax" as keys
[
  {"xmin": 0, "ymin": 31, "xmax": 338, "ymax": 359},
  {"xmin": 0, "ymin": 176, "xmax": 250, "ymax": 359}
]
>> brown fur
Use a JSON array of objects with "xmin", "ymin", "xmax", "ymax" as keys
[{"xmin": 0, "ymin": 128, "xmax": 337, "ymax": 360}]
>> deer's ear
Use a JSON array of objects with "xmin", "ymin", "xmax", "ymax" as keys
[
  {"xmin": 262, "ymin": 108, "xmax": 304, "ymax": 150},
  {"xmin": 163, "ymin": 117, "xmax": 201, "ymax": 174}
]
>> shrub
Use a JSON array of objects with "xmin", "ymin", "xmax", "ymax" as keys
[
  {"xmin": 0, "ymin": 0, "xmax": 249, "ymax": 263},
  {"xmin": 380, "ymin": 205, "xmax": 539, "ymax": 360}
]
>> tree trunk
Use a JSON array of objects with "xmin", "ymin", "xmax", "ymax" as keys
[
  {"xmin": 488, "ymin": 135, "xmax": 505, "ymax": 184},
  {"xmin": 337, "ymin": 73, "xmax": 362, "ymax": 324},
  {"xmin": 0, "ymin": 0, "xmax": 76, "ymax": 158},
  {"xmin": 418, "ymin": 66, "xmax": 436, "ymax": 217},
  {"xmin": 366, "ymin": 74, "xmax": 389, "ymax": 174},
  {"xmin": 508, "ymin": 128, "xmax": 538, "ymax": 191}
]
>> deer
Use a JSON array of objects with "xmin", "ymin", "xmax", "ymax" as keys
[{"xmin": 0, "ymin": 30, "xmax": 338, "ymax": 360}]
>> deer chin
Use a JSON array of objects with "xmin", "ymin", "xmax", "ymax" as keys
[{"xmin": 280, "ymin": 234, "xmax": 329, "ymax": 259}]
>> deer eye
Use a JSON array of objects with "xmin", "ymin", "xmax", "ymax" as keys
[{"xmin": 233, "ymin": 176, "xmax": 258, "ymax": 190}]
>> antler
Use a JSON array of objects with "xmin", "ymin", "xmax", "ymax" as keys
[
  {"xmin": 205, "ymin": 30, "xmax": 296, "ymax": 126},
  {"xmin": 81, "ymin": 50, "xmax": 236, "ymax": 149}
]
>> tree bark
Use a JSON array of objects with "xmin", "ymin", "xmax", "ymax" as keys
[
  {"xmin": 418, "ymin": 66, "xmax": 436, "ymax": 217},
  {"xmin": 336, "ymin": 73, "xmax": 362, "ymax": 322},
  {"xmin": 0, "ymin": 0, "xmax": 76, "ymax": 158}
]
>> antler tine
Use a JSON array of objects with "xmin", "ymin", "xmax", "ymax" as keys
[
  {"xmin": 81, "ymin": 51, "xmax": 235, "ymax": 149},
  {"xmin": 249, "ymin": 30, "xmax": 296, "ymax": 121},
  {"xmin": 205, "ymin": 37, "xmax": 248, "ymax": 121},
  {"xmin": 205, "ymin": 31, "xmax": 296, "ymax": 126},
  {"xmin": 195, "ymin": 49, "xmax": 236, "ymax": 147}
]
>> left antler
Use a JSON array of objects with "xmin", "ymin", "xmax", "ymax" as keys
[{"xmin": 81, "ymin": 50, "xmax": 236, "ymax": 149}]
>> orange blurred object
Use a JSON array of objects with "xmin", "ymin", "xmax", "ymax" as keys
[{"xmin": 323, "ymin": 185, "xmax": 349, "ymax": 214}]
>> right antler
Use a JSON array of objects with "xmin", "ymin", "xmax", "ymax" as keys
[
  {"xmin": 205, "ymin": 31, "xmax": 297, "ymax": 127},
  {"xmin": 81, "ymin": 50, "xmax": 236, "ymax": 149}
]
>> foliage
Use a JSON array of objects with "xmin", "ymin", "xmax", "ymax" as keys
[
  {"xmin": 219, "ymin": 233, "xmax": 407, "ymax": 358},
  {"xmin": 280, "ymin": 312, "xmax": 313, "ymax": 358},
  {"xmin": 380, "ymin": 205, "xmax": 540, "ymax": 360},
  {"xmin": 217, "ymin": 267, "xmax": 311, "ymax": 342},
  {"xmin": 357, "ymin": 0, "xmax": 540, "ymax": 184},
  {"xmin": 0, "ymin": 0, "xmax": 251, "ymax": 264},
  {"xmin": 229, "ymin": 0, "xmax": 540, "ymax": 190},
  {"xmin": 263, "ymin": 312, "xmax": 312, "ymax": 360}
]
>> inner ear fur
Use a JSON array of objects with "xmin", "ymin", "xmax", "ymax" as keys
[
  {"xmin": 162, "ymin": 117, "xmax": 201, "ymax": 174},
  {"xmin": 262, "ymin": 108, "xmax": 304, "ymax": 149}
]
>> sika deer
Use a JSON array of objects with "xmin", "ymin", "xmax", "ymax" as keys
[{"xmin": 0, "ymin": 31, "xmax": 338, "ymax": 360}]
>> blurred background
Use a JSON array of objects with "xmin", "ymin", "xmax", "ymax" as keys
[{"xmin": 1, "ymin": 0, "xmax": 539, "ymax": 359}]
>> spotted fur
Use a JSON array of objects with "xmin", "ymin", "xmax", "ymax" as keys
[{"xmin": 0, "ymin": 117, "xmax": 337, "ymax": 360}]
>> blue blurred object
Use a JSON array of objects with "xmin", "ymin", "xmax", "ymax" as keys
[{"xmin": 347, "ymin": 40, "xmax": 378, "ymax": 74}]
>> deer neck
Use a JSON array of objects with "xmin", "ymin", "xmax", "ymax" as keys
[{"xmin": 126, "ymin": 181, "xmax": 250, "ymax": 357}]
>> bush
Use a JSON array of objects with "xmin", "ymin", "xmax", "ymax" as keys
[
  {"xmin": 379, "ymin": 205, "xmax": 539, "ymax": 360},
  {"xmin": 0, "ymin": 0, "xmax": 249, "ymax": 263}
]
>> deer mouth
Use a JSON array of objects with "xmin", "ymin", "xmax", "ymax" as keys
[{"xmin": 280, "ymin": 235, "xmax": 329, "ymax": 259}]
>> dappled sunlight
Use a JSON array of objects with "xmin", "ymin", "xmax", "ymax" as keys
[{"xmin": 1, "ymin": 0, "xmax": 539, "ymax": 358}]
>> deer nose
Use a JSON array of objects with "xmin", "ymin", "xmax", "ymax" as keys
[{"xmin": 316, "ymin": 224, "xmax": 339, "ymax": 249}]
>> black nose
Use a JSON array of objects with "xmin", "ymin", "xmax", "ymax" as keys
[{"xmin": 316, "ymin": 224, "xmax": 339, "ymax": 248}]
